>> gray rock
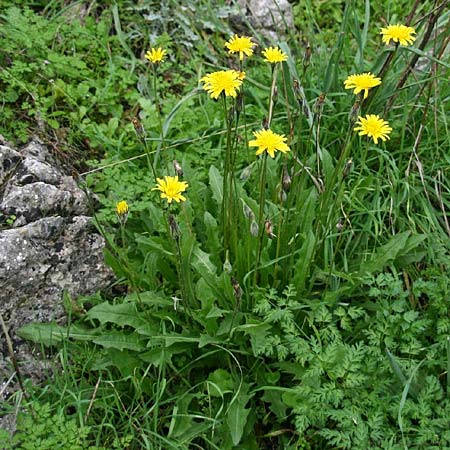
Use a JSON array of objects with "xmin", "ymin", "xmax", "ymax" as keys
[
  {"xmin": 0, "ymin": 146, "xmax": 21, "ymax": 186},
  {"xmin": 0, "ymin": 140, "xmax": 113, "ymax": 432},
  {"xmin": 236, "ymin": 0, "xmax": 294, "ymax": 40}
]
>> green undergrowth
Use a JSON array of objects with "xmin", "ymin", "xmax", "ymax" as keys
[{"xmin": 1, "ymin": 0, "xmax": 450, "ymax": 449}]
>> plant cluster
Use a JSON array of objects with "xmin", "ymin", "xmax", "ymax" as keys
[{"xmin": 1, "ymin": 0, "xmax": 450, "ymax": 449}]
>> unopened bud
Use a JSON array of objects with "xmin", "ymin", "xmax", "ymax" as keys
[
  {"xmin": 242, "ymin": 202, "xmax": 255, "ymax": 220},
  {"xmin": 262, "ymin": 117, "xmax": 269, "ymax": 130},
  {"xmin": 264, "ymin": 219, "xmax": 276, "ymax": 239},
  {"xmin": 313, "ymin": 93, "xmax": 326, "ymax": 116},
  {"xmin": 173, "ymin": 160, "xmax": 183, "ymax": 177},
  {"xmin": 223, "ymin": 250, "xmax": 232, "ymax": 274},
  {"xmin": 169, "ymin": 214, "xmax": 181, "ymax": 241},
  {"xmin": 272, "ymin": 86, "xmax": 278, "ymax": 104},
  {"xmin": 279, "ymin": 190, "xmax": 287, "ymax": 202},
  {"xmin": 349, "ymin": 100, "xmax": 360, "ymax": 124},
  {"xmin": 343, "ymin": 159, "xmax": 353, "ymax": 178},
  {"xmin": 231, "ymin": 277, "xmax": 242, "ymax": 302},
  {"xmin": 240, "ymin": 164, "xmax": 253, "ymax": 181},
  {"xmin": 282, "ymin": 165, "xmax": 291, "ymax": 192},
  {"xmin": 250, "ymin": 220, "xmax": 259, "ymax": 237},
  {"xmin": 292, "ymin": 78, "xmax": 301, "ymax": 99},
  {"xmin": 303, "ymin": 43, "xmax": 312, "ymax": 69},
  {"xmin": 132, "ymin": 117, "xmax": 145, "ymax": 139}
]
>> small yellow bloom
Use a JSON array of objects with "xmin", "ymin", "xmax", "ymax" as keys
[
  {"xmin": 354, "ymin": 114, "xmax": 392, "ymax": 144},
  {"xmin": 262, "ymin": 46, "xmax": 288, "ymax": 64},
  {"xmin": 249, "ymin": 129, "xmax": 290, "ymax": 158},
  {"xmin": 201, "ymin": 70, "xmax": 243, "ymax": 99},
  {"xmin": 153, "ymin": 176, "xmax": 188, "ymax": 204},
  {"xmin": 225, "ymin": 34, "xmax": 256, "ymax": 61},
  {"xmin": 344, "ymin": 73, "xmax": 382, "ymax": 99},
  {"xmin": 145, "ymin": 47, "xmax": 167, "ymax": 64},
  {"xmin": 380, "ymin": 24, "xmax": 416, "ymax": 46},
  {"xmin": 115, "ymin": 200, "xmax": 129, "ymax": 217}
]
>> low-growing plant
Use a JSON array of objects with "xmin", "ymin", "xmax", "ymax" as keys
[{"xmin": 2, "ymin": 0, "xmax": 450, "ymax": 448}]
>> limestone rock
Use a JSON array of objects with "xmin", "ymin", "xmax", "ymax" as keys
[
  {"xmin": 0, "ymin": 140, "xmax": 113, "ymax": 415},
  {"xmin": 235, "ymin": 0, "xmax": 294, "ymax": 40}
]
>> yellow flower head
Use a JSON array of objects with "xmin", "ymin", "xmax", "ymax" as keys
[
  {"xmin": 225, "ymin": 34, "xmax": 256, "ymax": 61},
  {"xmin": 262, "ymin": 46, "xmax": 288, "ymax": 64},
  {"xmin": 115, "ymin": 200, "xmax": 129, "ymax": 217},
  {"xmin": 201, "ymin": 70, "xmax": 243, "ymax": 99},
  {"xmin": 249, "ymin": 129, "xmax": 290, "ymax": 158},
  {"xmin": 145, "ymin": 47, "xmax": 167, "ymax": 64},
  {"xmin": 354, "ymin": 114, "xmax": 392, "ymax": 144},
  {"xmin": 380, "ymin": 24, "xmax": 416, "ymax": 46},
  {"xmin": 344, "ymin": 72, "xmax": 382, "ymax": 99},
  {"xmin": 153, "ymin": 176, "xmax": 188, "ymax": 204}
]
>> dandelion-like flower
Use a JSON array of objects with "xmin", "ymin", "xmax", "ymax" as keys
[
  {"xmin": 380, "ymin": 24, "xmax": 416, "ymax": 46},
  {"xmin": 145, "ymin": 47, "xmax": 167, "ymax": 64},
  {"xmin": 262, "ymin": 46, "xmax": 288, "ymax": 64},
  {"xmin": 201, "ymin": 70, "xmax": 243, "ymax": 99},
  {"xmin": 249, "ymin": 129, "xmax": 290, "ymax": 158},
  {"xmin": 225, "ymin": 34, "xmax": 256, "ymax": 61},
  {"xmin": 354, "ymin": 114, "xmax": 392, "ymax": 144},
  {"xmin": 116, "ymin": 200, "xmax": 129, "ymax": 217},
  {"xmin": 153, "ymin": 176, "xmax": 188, "ymax": 204},
  {"xmin": 344, "ymin": 73, "xmax": 382, "ymax": 99}
]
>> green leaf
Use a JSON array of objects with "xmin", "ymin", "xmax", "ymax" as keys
[
  {"xmin": 208, "ymin": 369, "xmax": 234, "ymax": 397},
  {"xmin": 204, "ymin": 211, "xmax": 221, "ymax": 260},
  {"xmin": 209, "ymin": 165, "xmax": 223, "ymax": 205},
  {"xmin": 227, "ymin": 397, "xmax": 251, "ymax": 446},
  {"xmin": 87, "ymin": 301, "xmax": 146, "ymax": 328},
  {"xmin": 357, "ymin": 231, "xmax": 411, "ymax": 276},
  {"xmin": 93, "ymin": 332, "xmax": 145, "ymax": 351},
  {"xmin": 17, "ymin": 323, "xmax": 96, "ymax": 346},
  {"xmin": 291, "ymin": 230, "xmax": 316, "ymax": 293}
]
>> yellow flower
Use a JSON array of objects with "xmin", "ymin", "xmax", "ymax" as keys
[
  {"xmin": 343, "ymin": 72, "xmax": 382, "ymax": 99},
  {"xmin": 145, "ymin": 47, "xmax": 167, "ymax": 64},
  {"xmin": 115, "ymin": 200, "xmax": 129, "ymax": 217},
  {"xmin": 249, "ymin": 129, "xmax": 290, "ymax": 158},
  {"xmin": 201, "ymin": 70, "xmax": 243, "ymax": 99},
  {"xmin": 262, "ymin": 46, "xmax": 288, "ymax": 64},
  {"xmin": 225, "ymin": 34, "xmax": 256, "ymax": 61},
  {"xmin": 380, "ymin": 24, "xmax": 416, "ymax": 46},
  {"xmin": 354, "ymin": 114, "xmax": 392, "ymax": 144},
  {"xmin": 153, "ymin": 176, "xmax": 188, "ymax": 204}
]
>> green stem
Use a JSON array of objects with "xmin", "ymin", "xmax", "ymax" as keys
[
  {"xmin": 221, "ymin": 94, "xmax": 233, "ymax": 256},
  {"xmin": 254, "ymin": 152, "xmax": 268, "ymax": 286},
  {"xmin": 152, "ymin": 64, "xmax": 166, "ymax": 171}
]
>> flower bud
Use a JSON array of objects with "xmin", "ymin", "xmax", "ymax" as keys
[
  {"xmin": 343, "ymin": 159, "xmax": 353, "ymax": 178},
  {"xmin": 303, "ymin": 43, "xmax": 312, "ymax": 69},
  {"xmin": 169, "ymin": 214, "xmax": 181, "ymax": 241},
  {"xmin": 223, "ymin": 251, "xmax": 232, "ymax": 274},
  {"xmin": 242, "ymin": 202, "xmax": 255, "ymax": 220},
  {"xmin": 132, "ymin": 117, "xmax": 145, "ymax": 139},
  {"xmin": 250, "ymin": 220, "xmax": 259, "ymax": 237},
  {"xmin": 264, "ymin": 219, "xmax": 276, "ymax": 239},
  {"xmin": 240, "ymin": 164, "xmax": 253, "ymax": 181},
  {"xmin": 173, "ymin": 160, "xmax": 183, "ymax": 177},
  {"xmin": 231, "ymin": 277, "xmax": 242, "ymax": 301},
  {"xmin": 282, "ymin": 165, "xmax": 291, "ymax": 192},
  {"xmin": 349, "ymin": 100, "xmax": 360, "ymax": 125}
]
